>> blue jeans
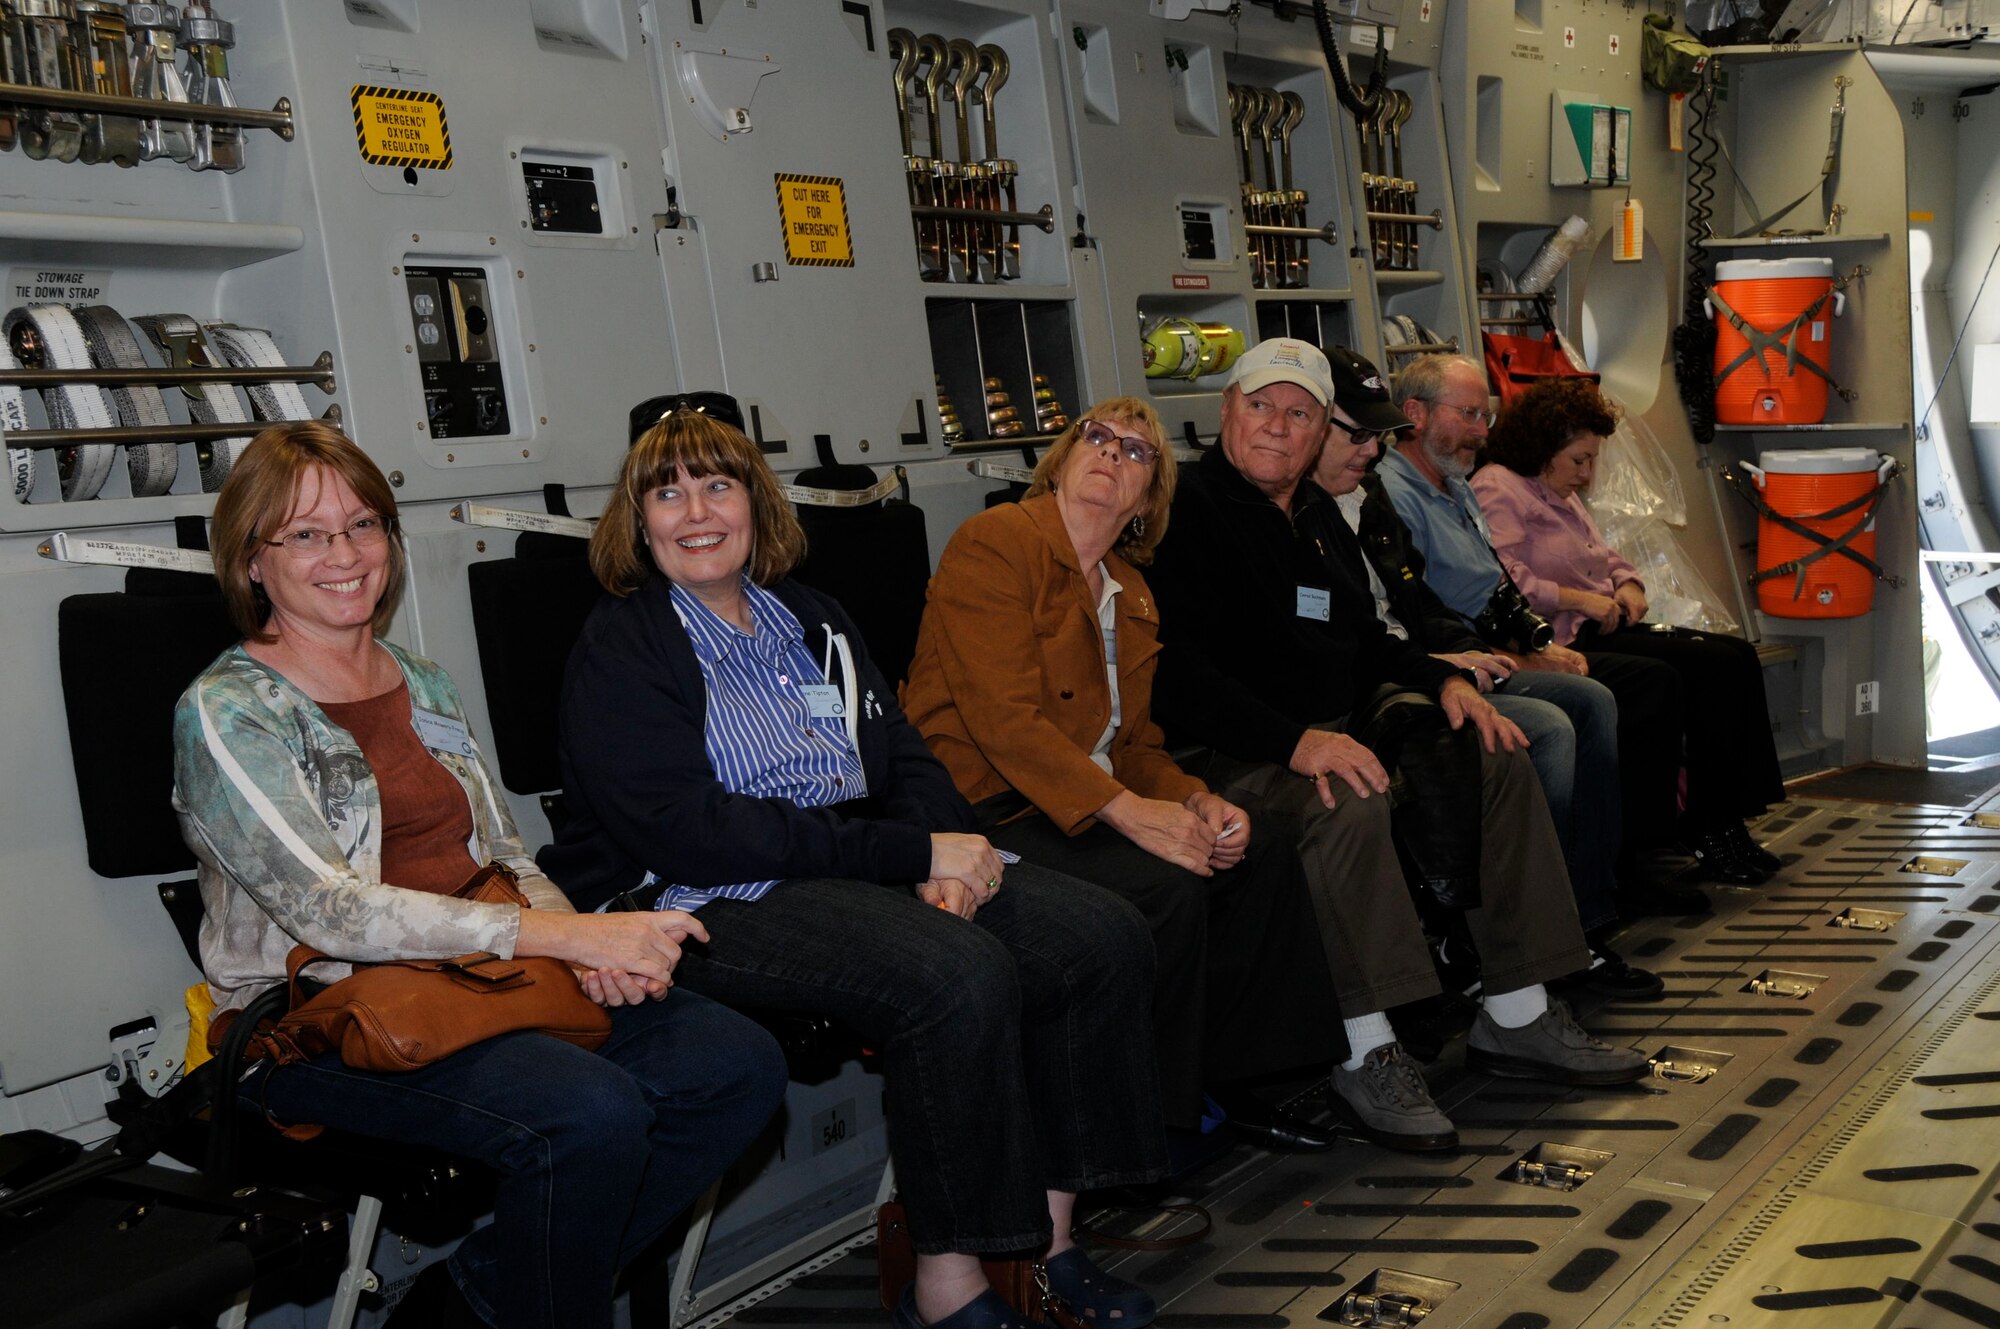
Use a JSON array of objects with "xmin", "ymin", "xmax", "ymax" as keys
[
  {"xmin": 1491, "ymin": 670, "xmax": 1621, "ymax": 932},
  {"xmin": 246, "ymin": 991, "xmax": 787, "ymax": 1329},
  {"xmin": 672, "ymin": 867, "xmax": 1168, "ymax": 1255}
]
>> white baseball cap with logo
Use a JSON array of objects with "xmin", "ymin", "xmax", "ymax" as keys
[{"xmin": 1226, "ymin": 338, "xmax": 1337, "ymax": 407}]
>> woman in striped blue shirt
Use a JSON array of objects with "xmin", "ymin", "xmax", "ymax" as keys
[{"xmin": 542, "ymin": 409, "xmax": 1168, "ymax": 1329}]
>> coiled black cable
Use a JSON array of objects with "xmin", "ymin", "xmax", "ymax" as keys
[
  {"xmin": 1672, "ymin": 63, "xmax": 1720, "ymax": 446},
  {"xmin": 1314, "ymin": 0, "xmax": 1387, "ymax": 118}
]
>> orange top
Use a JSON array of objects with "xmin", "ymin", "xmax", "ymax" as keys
[{"xmin": 321, "ymin": 682, "xmax": 480, "ymax": 896}]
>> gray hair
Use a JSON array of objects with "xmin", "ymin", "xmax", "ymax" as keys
[{"xmin": 1396, "ymin": 354, "xmax": 1484, "ymax": 406}]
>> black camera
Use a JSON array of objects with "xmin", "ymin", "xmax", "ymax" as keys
[{"xmin": 1474, "ymin": 577, "xmax": 1554, "ymax": 652}]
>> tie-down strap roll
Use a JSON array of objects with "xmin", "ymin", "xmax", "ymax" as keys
[
  {"xmin": 4, "ymin": 305, "xmax": 118, "ymax": 501},
  {"xmin": 1722, "ymin": 457, "xmax": 1903, "ymax": 601},
  {"xmin": 73, "ymin": 304, "xmax": 177, "ymax": 497}
]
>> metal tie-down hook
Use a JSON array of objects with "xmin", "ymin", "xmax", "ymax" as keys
[{"xmin": 976, "ymin": 44, "xmax": 1017, "ymax": 280}]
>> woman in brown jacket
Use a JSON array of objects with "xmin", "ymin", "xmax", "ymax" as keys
[{"xmin": 903, "ymin": 398, "xmax": 1342, "ymax": 1149}]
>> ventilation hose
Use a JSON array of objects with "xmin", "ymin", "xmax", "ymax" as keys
[
  {"xmin": 1314, "ymin": 0, "xmax": 1387, "ymax": 118},
  {"xmin": 1672, "ymin": 64, "xmax": 1720, "ymax": 446}
]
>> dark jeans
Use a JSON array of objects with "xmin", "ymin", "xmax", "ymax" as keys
[
  {"xmin": 988, "ymin": 814, "xmax": 1342, "ymax": 1131},
  {"xmin": 1578, "ymin": 625, "xmax": 1785, "ymax": 828},
  {"xmin": 246, "ymin": 990, "xmax": 787, "ymax": 1329},
  {"xmin": 1568, "ymin": 647, "xmax": 1687, "ymax": 851},
  {"xmin": 673, "ymin": 867, "xmax": 1167, "ymax": 1255}
]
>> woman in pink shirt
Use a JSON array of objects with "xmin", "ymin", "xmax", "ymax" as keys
[{"xmin": 1471, "ymin": 380, "xmax": 1784, "ymax": 885}]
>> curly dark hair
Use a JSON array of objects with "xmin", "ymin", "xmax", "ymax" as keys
[{"xmin": 1483, "ymin": 379, "xmax": 1622, "ymax": 478}]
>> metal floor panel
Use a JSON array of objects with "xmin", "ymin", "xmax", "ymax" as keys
[{"xmin": 710, "ymin": 791, "xmax": 2000, "ymax": 1328}]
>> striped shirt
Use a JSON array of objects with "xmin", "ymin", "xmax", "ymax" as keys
[{"xmin": 640, "ymin": 577, "xmax": 867, "ymax": 911}]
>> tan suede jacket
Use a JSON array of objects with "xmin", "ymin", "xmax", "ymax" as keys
[{"xmin": 901, "ymin": 493, "xmax": 1206, "ymax": 834}]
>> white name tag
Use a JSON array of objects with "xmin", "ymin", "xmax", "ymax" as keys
[
  {"xmin": 1296, "ymin": 586, "xmax": 1331, "ymax": 621},
  {"xmin": 412, "ymin": 708, "xmax": 475, "ymax": 756},
  {"xmin": 799, "ymin": 683, "xmax": 847, "ymax": 719}
]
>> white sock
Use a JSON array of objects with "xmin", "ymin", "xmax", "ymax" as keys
[
  {"xmin": 1341, "ymin": 1012, "xmax": 1396, "ymax": 1069},
  {"xmin": 1482, "ymin": 984, "xmax": 1551, "ymax": 1030}
]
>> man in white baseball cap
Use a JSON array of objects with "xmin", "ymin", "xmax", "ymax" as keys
[{"xmin": 1146, "ymin": 338, "xmax": 1648, "ymax": 1155}]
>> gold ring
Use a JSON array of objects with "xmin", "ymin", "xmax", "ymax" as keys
[{"xmin": 986, "ymin": 877, "xmax": 999, "ymax": 890}]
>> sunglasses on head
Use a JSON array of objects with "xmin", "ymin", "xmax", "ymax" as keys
[
  {"xmin": 627, "ymin": 391, "xmax": 746, "ymax": 443},
  {"xmin": 1079, "ymin": 419, "xmax": 1160, "ymax": 466}
]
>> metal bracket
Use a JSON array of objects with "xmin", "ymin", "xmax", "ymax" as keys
[
  {"xmin": 1331, "ymin": 1291, "xmax": 1430, "ymax": 1326},
  {"xmin": 1511, "ymin": 1159, "xmax": 1593, "ymax": 1190}
]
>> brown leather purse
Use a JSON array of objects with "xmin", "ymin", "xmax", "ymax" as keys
[{"xmin": 245, "ymin": 862, "xmax": 612, "ymax": 1074}]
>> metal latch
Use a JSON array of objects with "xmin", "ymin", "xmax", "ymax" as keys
[
  {"xmin": 1650, "ymin": 1059, "xmax": 1717, "ymax": 1084},
  {"xmin": 1831, "ymin": 906, "xmax": 1900, "ymax": 931},
  {"xmin": 1749, "ymin": 977, "xmax": 1813, "ymax": 999},
  {"xmin": 1332, "ymin": 1291, "xmax": 1430, "ymax": 1326},
  {"xmin": 1512, "ymin": 1160, "xmax": 1593, "ymax": 1190}
]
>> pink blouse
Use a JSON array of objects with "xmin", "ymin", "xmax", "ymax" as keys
[{"xmin": 1469, "ymin": 464, "xmax": 1642, "ymax": 646}]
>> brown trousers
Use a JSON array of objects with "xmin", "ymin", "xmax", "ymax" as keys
[{"xmin": 1194, "ymin": 736, "xmax": 1591, "ymax": 1015}]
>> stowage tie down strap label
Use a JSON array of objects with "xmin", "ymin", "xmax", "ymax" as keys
[{"xmin": 351, "ymin": 86, "xmax": 452, "ymax": 170}]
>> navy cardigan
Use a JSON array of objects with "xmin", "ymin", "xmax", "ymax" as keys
[{"xmin": 538, "ymin": 574, "xmax": 973, "ymax": 913}]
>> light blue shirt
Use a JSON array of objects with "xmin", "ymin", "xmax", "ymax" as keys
[
  {"xmin": 1377, "ymin": 448, "xmax": 1504, "ymax": 621},
  {"xmin": 641, "ymin": 577, "xmax": 866, "ymax": 911}
]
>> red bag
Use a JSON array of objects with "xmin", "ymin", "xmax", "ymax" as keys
[{"xmin": 1482, "ymin": 329, "xmax": 1600, "ymax": 409}]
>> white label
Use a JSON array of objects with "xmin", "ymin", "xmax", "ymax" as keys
[
  {"xmin": 412, "ymin": 708, "xmax": 475, "ymax": 756},
  {"xmin": 450, "ymin": 502, "xmax": 594, "ymax": 539},
  {"xmin": 799, "ymin": 683, "xmax": 846, "ymax": 719},
  {"xmin": 1812, "ymin": 321, "xmax": 1826, "ymax": 342},
  {"xmin": 1296, "ymin": 585, "xmax": 1331, "ymax": 621},
  {"xmin": 1609, "ymin": 33, "xmax": 1621, "ymax": 55},
  {"xmin": 1563, "ymin": 26, "xmax": 1576, "ymax": 47},
  {"xmin": 7, "ymin": 267, "xmax": 113, "ymax": 309},
  {"xmin": 39, "ymin": 533, "xmax": 215, "ymax": 573},
  {"xmin": 1419, "ymin": 0, "xmax": 1432, "ymax": 20}
]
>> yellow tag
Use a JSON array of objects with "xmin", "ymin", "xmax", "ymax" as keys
[
  {"xmin": 775, "ymin": 173, "xmax": 854, "ymax": 267},
  {"xmin": 350, "ymin": 85, "xmax": 452, "ymax": 169},
  {"xmin": 1668, "ymin": 92, "xmax": 1686, "ymax": 151},
  {"xmin": 1910, "ymin": 210, "xmax": 1936, "ymax": 222},
  {"xmin": 184, "ymin": 981, "xmax": 215, "ymax": 1072},
  {"xmin": 1614, "ymin": 199, "xmax": 1643, "ymax": 262}
]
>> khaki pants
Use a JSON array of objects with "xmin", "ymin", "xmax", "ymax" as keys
[{"xmin": 1195, "ymin": 735, "xmax": 1591, "ymax": 1016}]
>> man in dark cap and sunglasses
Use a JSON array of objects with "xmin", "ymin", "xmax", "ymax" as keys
[
  {"xmin": 1297, "ymin": 348, "xmax": 1665, "ymax": 1001},
  {"xmin": 1146, "ymin": 338, "xmax": 1647, "ymax": 1155}
]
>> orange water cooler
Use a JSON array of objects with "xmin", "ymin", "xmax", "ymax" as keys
[
  {"xmin": 1707, "ymin": 257, "xmax": 1843, "ymax": 424},
  {"xmin": 1741, "ymin": 448, "xmax": 1894, "ymax": 619}
]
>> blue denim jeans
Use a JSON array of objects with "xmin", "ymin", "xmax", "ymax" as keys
[
  {"xmin": 1492, "ymin": 670, "xmax": 1621, "ymax": 932},
  {"xmin": 245, "ymin": 990, "xmax": 786, "ymax": 1329},
  {"xmin": 672, "ymin": 867, "xmax": 1168, "ymax": 1255}
]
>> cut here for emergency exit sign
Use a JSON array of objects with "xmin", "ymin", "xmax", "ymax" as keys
[{"xmin": 775, "ymin": 173, "xmax": 854, "ymax": 267}]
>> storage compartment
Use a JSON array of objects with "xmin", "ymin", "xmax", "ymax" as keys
[{"xmin": 927, "ymin": 297, "xmax": 1080, "ymax": 445}]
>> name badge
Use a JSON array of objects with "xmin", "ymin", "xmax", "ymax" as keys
[
  {"xmin": 799, "ymin": 683, "xmax": 847, "ymax": 719},
  {"xmin": 1296, "ymin": 586, "xmax": 1331, "ymax": 621},
  {"xmin": 412, "ymin": 708, "xmax": 475, "ymax": 757}
]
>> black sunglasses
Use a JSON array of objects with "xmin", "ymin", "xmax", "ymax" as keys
[{"xmin": 627, "ymin": 391, "xmax": 746, "ymax": 443}]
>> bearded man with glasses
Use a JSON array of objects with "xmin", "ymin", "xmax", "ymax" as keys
[{"xmin": 1381, "ymin": 356, "xmax": 1715, "ymax": 905}]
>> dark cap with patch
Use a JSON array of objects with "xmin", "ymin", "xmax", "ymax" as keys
[{"xmin": 1326, "ymin": 347, "xmax": 1414, "ymax": 436}]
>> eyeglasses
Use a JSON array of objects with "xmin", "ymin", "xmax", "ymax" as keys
[
  {"xmin": 1431, "ymin": 401, "xmax": 1496, "ymax": 428},
  {"xmin": 263, "ymin": 515, "xmax": 393, "ymax": 557},
  {"xmin": 627, "ymin": 390, "xmax": 746, "ymax": 442},
  {"xmin": 1328, "ymin": 417, "xmax": 1384, "ymax": 449},
  {"xmin": 1079, "ymin": 420, "xmax": 1160, "ymax": 466}
]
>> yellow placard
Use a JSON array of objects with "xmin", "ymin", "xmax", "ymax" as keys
[
  {"xmin": 351, "ymin": 85, "xmax": 452, "ymax": 170},
  {"xmin": 776, "ymin": 173, "xmax": 854, "ymax": 267}
]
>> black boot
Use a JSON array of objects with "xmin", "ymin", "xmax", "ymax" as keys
[
  {"xmin": 1684, "ymin": 820, "xmax": 1771, "ymax": 886},
  {"xmin": 1724, "ymin": 822, "xmax": 1784, "ymax": 875}
]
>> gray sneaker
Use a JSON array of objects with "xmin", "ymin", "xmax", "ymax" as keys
[
  {"xmin": 1328, "ymin": 1043, "xmax": 1459, "ymax": 1152},
  {"xmin": 1467, "ymin": 999, "xmax": 1649, "ymax": 1085}
]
